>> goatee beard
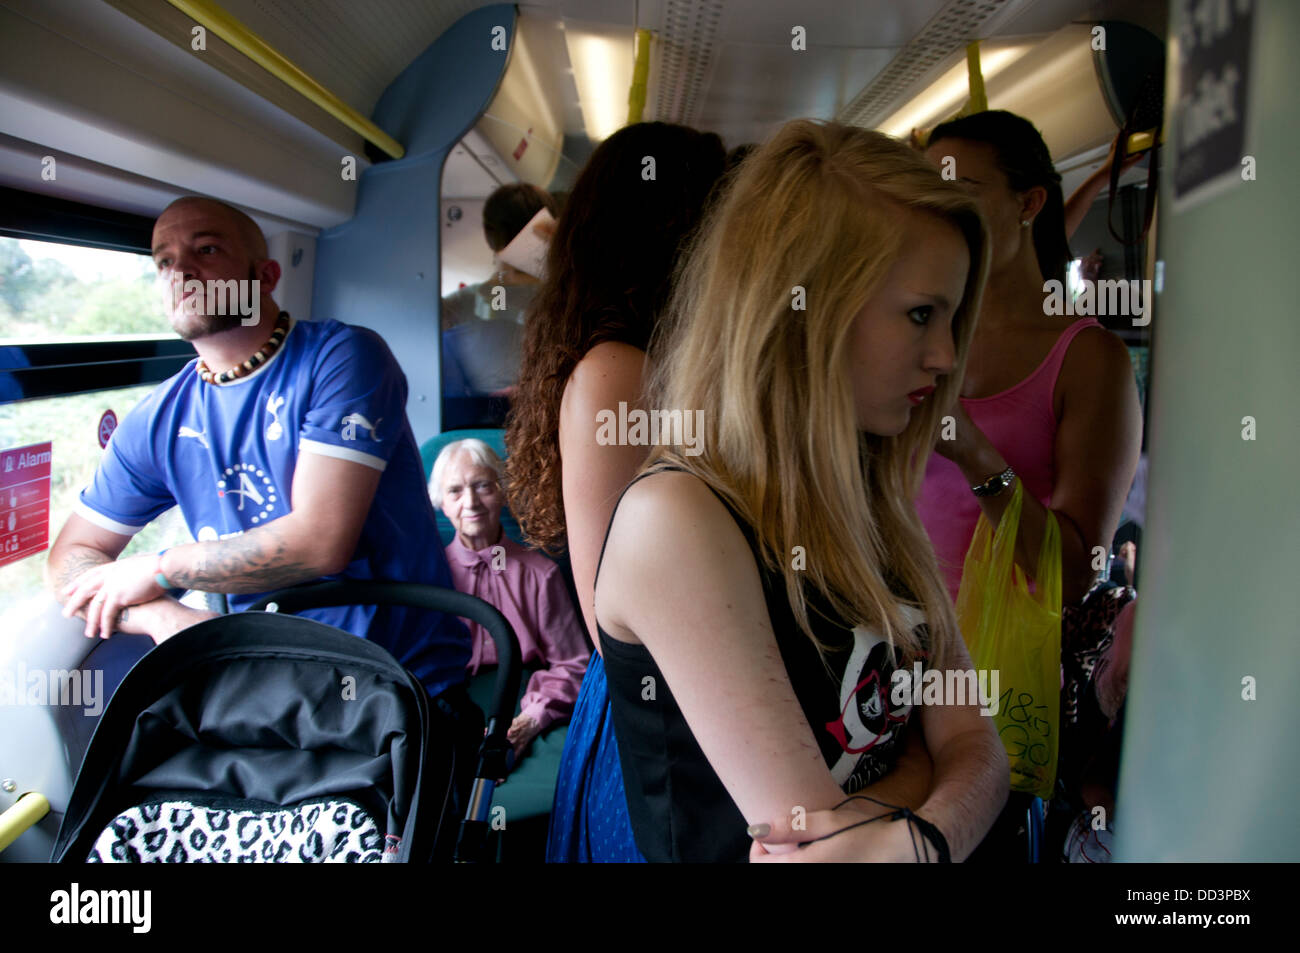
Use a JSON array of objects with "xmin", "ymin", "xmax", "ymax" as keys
[
  {"xmin": 173, "ymin": 312, "xmax": 244, "ymax": 341},
  {"xmin": 169, "ymin": 265, "xmax": 260, "ymax": 340}
]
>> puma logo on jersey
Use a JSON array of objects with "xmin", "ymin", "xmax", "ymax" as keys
[
  {"xmin": 340, "ymin": 413, "xmax": 381, "ymax": 442},
  {"xmin": 178, "ymin": 425, "xmax": 209, "ymax": 449}
]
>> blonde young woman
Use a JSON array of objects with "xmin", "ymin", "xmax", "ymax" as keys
[{"xmin": 593, "ymin": 121, "xmax": 1009, "ymax": 862}]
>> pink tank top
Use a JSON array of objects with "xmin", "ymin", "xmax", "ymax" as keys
[{"xmin": 916, "ymin": 318, "xmax": 1101, "ymax": 603}]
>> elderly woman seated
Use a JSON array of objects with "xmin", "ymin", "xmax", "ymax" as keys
[{"xmin": 430, "ymin": 438, "xmax": 589, "ymax": 762}]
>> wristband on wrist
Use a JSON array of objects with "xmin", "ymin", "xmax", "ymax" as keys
[
  {"xmin": 155, "ymin": 551, "xmax": 173, "ymax": 591},
  {"xmin": 971, "ymin": 466, "xmax": 1015, "ymax": 498},
  {"xmin": 796, "ymin": 795, "xmax": 952, "ymax": 862},
  {"xmin": 892, "ymin": 808, "xmax": 951, "ymax": 863}
]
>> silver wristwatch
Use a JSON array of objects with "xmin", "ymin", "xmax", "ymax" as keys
[{"xmin": 971, "ymin": 466, "xmax": 1016, "ymax": 498}]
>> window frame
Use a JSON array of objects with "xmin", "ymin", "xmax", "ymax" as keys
[{"xmin": 0, "ymin": 186, "xmax": 194, "ymax": 406}]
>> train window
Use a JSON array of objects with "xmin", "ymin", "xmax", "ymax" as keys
[
  {"xmin": 0, "ymin": 385, "xmax": 191, "ymax": 619},
  {"xmin": 0, "ymin": 236, "xmax": 187, "ymax": 618},
  {"xmin": 0, "ymin": 237, "xmax": 169, "ymax": 344}
]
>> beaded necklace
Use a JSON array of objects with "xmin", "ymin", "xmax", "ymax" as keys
[{"xmin": 195, "ymin": 311, "xmax": 291, "ymax": 385}]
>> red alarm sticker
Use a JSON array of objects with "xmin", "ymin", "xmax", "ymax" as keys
[
  {"xmin": 0, "ymin": 442, "xmax": 52, "ymax": 568},
  {"xmin": 98, "ymin": 409, "xmax": 118, "ymax": 449}
]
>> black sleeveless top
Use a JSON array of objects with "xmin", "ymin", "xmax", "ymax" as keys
[{"xmin": 597, "ymin": 467, "xmax": 929, "ymax": 863}]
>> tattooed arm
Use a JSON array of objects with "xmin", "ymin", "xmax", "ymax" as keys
[
  {"xmin": 62, "ymin": 451, "xmax": 384, "ymax": 637},
  {"xmin": 161, "ymin": 450, "xmax": 383, "ymax": 590}
]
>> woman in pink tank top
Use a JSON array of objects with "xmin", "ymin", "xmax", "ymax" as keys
[
  {"xmin": 915, "ymin": 111, "xmax": 1142, "ymax": 609},
  {"xmin": 914, "ymin": 111, "xmax": 1142, "ymax": 863}
]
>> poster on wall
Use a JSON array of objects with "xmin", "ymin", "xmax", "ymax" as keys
[
  {"xmin": 1171, "ymin": 0, "xmax": 1257, "ymax": 213},
  {"xmin": 0, "ymin": 442, "xmax": 52, "ymax": 569}
]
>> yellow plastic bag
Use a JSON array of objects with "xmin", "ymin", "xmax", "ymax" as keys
[{"xmin": 955, "ymin": 479, "xmax": 1062, "ymax": 799}]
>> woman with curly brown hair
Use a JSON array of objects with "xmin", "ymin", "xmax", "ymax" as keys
[{"xmin": 505, "ymin": 121, "xmax": 725, "ymax": 862}]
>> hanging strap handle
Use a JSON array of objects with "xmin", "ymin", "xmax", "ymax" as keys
[{"xmin": 1107, "ymin": 67, "xmax": 1163, "ymax": 246}]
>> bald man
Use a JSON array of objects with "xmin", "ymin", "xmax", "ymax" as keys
[{"xmin": 47, "ymin": 197, "xmax": 475, "ymax": 714}]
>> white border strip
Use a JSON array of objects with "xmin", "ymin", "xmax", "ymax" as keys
[
  {"xmin": 300, "ymin": 438, "xmax": 387, "ymax": 472},
  {"xmin": 73, "ymin": 499, "xmax": 147, "ymax": 537}
]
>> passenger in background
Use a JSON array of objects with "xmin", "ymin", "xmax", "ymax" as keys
[
  {"xmin": 442, "ymin": 184, "xmax": 558, "ymax": 422},
  {"xmin": 596, "ymin": 120, "xmax": 1006, "ymax": 862},
  {"xmin": 917, "ymin": 111, "xmax": 1142, "ymax": 860},
  {"xmin": 506, "ymin": 121, "xmax": 726, "ymax": 862},
  {"xmin": 430, "ymin": 439, "xmax": 589, "ymax": 763}
]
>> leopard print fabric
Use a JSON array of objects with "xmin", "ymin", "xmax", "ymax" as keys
[
  {"xmin": 87, "ymin": 796, "xmax": 391, "ymax": 863},
  {"xmin": 1061, "ymin": 581, "xmax": 1136, "ymax": 727},
  {"xmin": 1055, "ymin": 581, "xmax": 1135, "ymax": 801}
]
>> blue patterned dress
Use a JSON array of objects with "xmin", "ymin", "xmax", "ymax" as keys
[{"xmin": 545, "ymin": 650, "xmax": 646, "ymax": 862}]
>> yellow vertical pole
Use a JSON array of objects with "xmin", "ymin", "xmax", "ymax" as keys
[
  {"xmin": 627, "ymin": 28, "xmax": 652, "ymax": 125},
  {"xmin": 964, "ymin": 41, "xmax": 988, "ymax": 114}
]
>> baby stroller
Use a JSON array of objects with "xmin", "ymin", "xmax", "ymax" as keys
[{"xmin": 51, "ymin": 581, "xmax": 520, "ymax": 863}]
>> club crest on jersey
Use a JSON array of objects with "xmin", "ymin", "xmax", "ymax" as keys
[
  {"xmin": 216, "ymin": 463, "xmax": 279, "ymax": 524},
  {"xmin": 340, "ymin": 413, "xmax": 381, "ymax": 442},
  {"xmin": 265, "ymin": 392, "xmax": 286, "ymax": 441}
]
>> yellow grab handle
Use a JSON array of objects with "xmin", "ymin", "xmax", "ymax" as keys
[
  {"xmin": 164, "ymin": 0, "xmax": 405, "ymax": 158},
  {"xmin": 1126, "ymin": 128, "xmax": 1160, "ymax": 155},
  {"xmin": 0, "ymin": 792, "xmax": 51, "ymax": 853}
]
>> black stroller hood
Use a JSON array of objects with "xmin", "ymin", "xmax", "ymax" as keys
[{"xmin": 52, "ymin": 612, "xmax": 452, "ymax": 863}]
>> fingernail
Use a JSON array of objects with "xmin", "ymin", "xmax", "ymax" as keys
[{"xmin": 747, "ymin": 823, "xmax": 770, "ymax": 839}]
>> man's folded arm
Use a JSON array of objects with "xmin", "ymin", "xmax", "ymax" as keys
[
  {"xmin": 47, "ymin": 514, "xmax": 211, "ymax": 640},
  {"xmin": 158, "ymin": 449, "xmax": 382, "ymax": 593}
]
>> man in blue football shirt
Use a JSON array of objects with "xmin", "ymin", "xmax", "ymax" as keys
[{"xmin": 47, "ymin": 197, "xmax": 474, "ymax": 715}]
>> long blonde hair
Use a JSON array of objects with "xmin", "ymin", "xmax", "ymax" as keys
[{"xmin": 646, "ymin": 120, "xmax": 988, "ymax": 669}]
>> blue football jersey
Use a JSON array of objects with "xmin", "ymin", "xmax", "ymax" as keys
[{"xmin": 77, "ymin": 317, "xmax": 470, "ymax": 697}]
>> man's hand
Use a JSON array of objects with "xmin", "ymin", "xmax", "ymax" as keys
[
  {"xmin": 139, "ymin": 602, "xmax": 219, "ymax": 645},
  {"xmin": 506, "ymin": 713, "xmax": 541, "ymax": 762},
  {"xmin": 60, "ymin": 554, "xmax": 165, "ymax": 639}
]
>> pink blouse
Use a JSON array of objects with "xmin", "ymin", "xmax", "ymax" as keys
[
  {"xmin": 445, "ymin": 534, "xmax": 590, "ymax": 733},
  {"xmin": 916, "ymin": 318, "xmax": 1101, "ymax": 603}
]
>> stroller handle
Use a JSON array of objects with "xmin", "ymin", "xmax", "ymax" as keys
[{"xmin": 247, "ymin": 581, "xmax": 522, "ymax": 745}]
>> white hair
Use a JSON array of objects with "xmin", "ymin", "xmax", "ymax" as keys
[{"xmin": 429, "ymin": 438, "xmax": 504, "ymax": 509}]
